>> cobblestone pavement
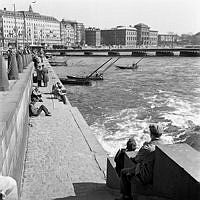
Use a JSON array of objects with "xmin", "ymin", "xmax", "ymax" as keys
[{"xmin": 20, "ymin": 60, "xmax": 117, "ymax": 200}]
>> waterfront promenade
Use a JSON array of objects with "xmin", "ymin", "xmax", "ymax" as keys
[{"xmin": 20, "ymin": 60, "xmax": 117, "ymax": 200}]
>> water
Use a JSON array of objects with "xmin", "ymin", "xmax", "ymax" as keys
[{"xmin": 53, "ymin": 56, "xmax": 200, "ymax": 156}]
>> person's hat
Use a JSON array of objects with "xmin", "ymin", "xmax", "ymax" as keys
[
  {"xmin": 149, "ymin": 124, "xmax": 163, "ymax": 138},
  {"xmin": 126, "ymin": 137, "xmax": 137, "ymax": 151}
]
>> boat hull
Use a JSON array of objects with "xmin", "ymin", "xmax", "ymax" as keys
[
  {"xmin": 115, "ymin": 65, "xmax": 138, "ymax": 69},
  {"xmin": 49, "ymin": 62, "xmax": 67, "ymax": 66},
  {"xmin": 60, "ymin": 78, "xmax": 92, "ymax": 86},
  {"xmin": 67, "ymin": 75, "xmax": 103, "ymax": 81}
]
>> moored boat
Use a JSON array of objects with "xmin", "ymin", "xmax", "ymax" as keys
[
  {"xmin": 67, "ymin": 74, "xmax": 104, "ymax": 80},
  {"xmin": 115, "ymin": 64, "xmax": 138, "ymax": 69},
  {"xmin": 60, "ymin": 77, "xmax": 92, "ymax": 86},
  {"xmin": 49, "ymin": 61, "xmax": 68, "ymax": 66}
]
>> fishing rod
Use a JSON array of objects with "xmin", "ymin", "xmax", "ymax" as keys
[
  {"xmin": 87, "ymin": 57, "xmax": 113, "ymax": 78},
  {"xmin": 101, "ymin": 57, "xmax": 120, "ymax": 73}
]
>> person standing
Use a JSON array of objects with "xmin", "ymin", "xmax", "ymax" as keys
[
  {"xmin": 42, "ymin": 65, "xmax": 49, "ymax": 87},
  {"xmin": 36, "ymin": 64, "xmax": 43, "ymax": 87}
]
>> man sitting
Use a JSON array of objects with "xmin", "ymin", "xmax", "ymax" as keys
[
  {"xmin": 52, "ymin": 82, "xmax": 67, "ymax": 104},
  {"xmin": 31, "ymin": 86, "xmax": 43, "ymax": 102},
  {"xmin": 114, "ymin": 137, "xmax": 137, "ymax": 176},
  {"xmin": 29, "ymin": 101, "xmax": 51, "ymax": 117},
  {"xmin": 115, "ymin": 124, "xmax": 167, "ymax": 200}
]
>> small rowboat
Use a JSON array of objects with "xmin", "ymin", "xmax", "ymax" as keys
[
  {"xmin": 115, "ymin": 64, "xmax": 138, "ymax": 69},
  {"xmin": 67, "ymin": 75, "xmax": 104, "ymax": 81},
  {"xmin": 60, "ymin": 77, "xmax": 92, "ymax": 86},
  {"xmin": 49, "ymin": 61, "xmax": 68, "ymax": 66}
]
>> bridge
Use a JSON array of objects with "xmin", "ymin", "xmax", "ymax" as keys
[{"xmin": 45, "ymin": 47, "xmax": 200, "ymax": 57}]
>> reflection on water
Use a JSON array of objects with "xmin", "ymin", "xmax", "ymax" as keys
[{"xmin": 53, "ymin": 56, "xmax": 200, "ymax": 156}]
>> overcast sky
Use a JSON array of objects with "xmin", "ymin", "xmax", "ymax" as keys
[{"xmin": 1, "ymin": 0, "xmax": 199, "ymax": 35}]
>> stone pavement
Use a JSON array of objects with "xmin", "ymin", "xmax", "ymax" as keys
[{"xmin": 20, "ymin": 60, "xmax": 118, "ymax": 200}]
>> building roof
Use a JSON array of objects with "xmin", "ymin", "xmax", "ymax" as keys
[
  {"xmin": 134, "ymin": 23, "xmax": 150, "ymax": 29},
  {"xmin": 102, "ymin": 26, "xmax": 137, "ymax": 31},
  {"xmin": 0, "ymin": 8, "xmax": 59, "ymax": 22}
]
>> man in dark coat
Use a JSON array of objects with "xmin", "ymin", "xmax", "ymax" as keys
[
  {"xmin": 115, "ymin": 124, "xmax": 168, "ymax": 200},
  {"xmin": 114, "ymin": 137, "xmax": 137, "ymax": 176}
]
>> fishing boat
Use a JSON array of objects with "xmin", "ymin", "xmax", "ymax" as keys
[
  {"xmin": 67, "ymin": 74, "xmax": 104, "ymax": 81},
  {"xmin": 60, "ymin": 77, "xmax": 92, "ymax": 86},
  {"xmin": 49, "ymin": 61, "xmax": 68, "ymax": 66},
  {"xmin": 115, "ymin": 56, "xmax": 145, "ymax": 70},
  {"xmin": 115, "ymin": 64, "xmax": 138, "ymax": 69}
]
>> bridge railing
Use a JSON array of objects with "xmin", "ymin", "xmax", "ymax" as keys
[{"xmin": 0, "ymin": 50, "xmax": 33, "ymax": 91}]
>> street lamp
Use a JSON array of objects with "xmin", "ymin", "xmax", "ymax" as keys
[{"xmin": 13, "ymin": 3, "xmax": 18, "ymax": 49}]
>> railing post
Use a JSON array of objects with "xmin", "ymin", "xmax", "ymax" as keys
[
  {"xmin": 16, "ymin": 51, "xmax": 23, "ymax": 73},
  {"xmin": 0, "ymin": 54, "xmax": 9, "ymax": 91},
  {"xmin": 8, "ymin": 53, "xmax": 19, "ymax": 80},
  {"xmin": 22, "ymin": 54, "xmax": 26, "ymax": 69}
]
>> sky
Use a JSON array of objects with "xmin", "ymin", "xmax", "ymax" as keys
[{"xmin": 1, "ymin": 0, "xmax": 200, "ymax": 35}]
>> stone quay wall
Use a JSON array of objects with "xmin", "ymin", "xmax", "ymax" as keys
[{"xmin": 0, "ymin": 62, "xmax": 34, "ymax": 190}]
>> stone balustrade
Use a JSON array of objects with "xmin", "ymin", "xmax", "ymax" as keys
[{"xmin": 0, "ymin": 58, "xmax": 34, "ymax": 199}]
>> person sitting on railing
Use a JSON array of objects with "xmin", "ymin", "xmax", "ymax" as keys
[
  {"xmin": 52, "ymin": 82, "xmax": 67, "ymax": 104},
  {"xmin": 114, "ymin": 137, "xmax": 137, "ymax": 177},
  {"xmin": 115, "ymin": 124, "xmax": 168, "ymax": 200},
  {"xmin": 29, "ymin": 100, "xmax": 51, "ymax": 117}
]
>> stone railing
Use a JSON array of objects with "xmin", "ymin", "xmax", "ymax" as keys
[
  {"xmin": 0, "ymin": 51, "xmax": 33, "ymax": 91},
  {"xmin": 0, "ymin": 54, "xmax": 34, "ymax": 199}
]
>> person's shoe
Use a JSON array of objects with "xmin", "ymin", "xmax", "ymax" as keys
[{"xmin": 45, "ymin": 112, "xmax": 51, "ymax": 116}]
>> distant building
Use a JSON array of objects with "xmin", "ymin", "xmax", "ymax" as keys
[
  {"xmin": 134, "ymin": 23, "xmax": 150, "ymax": 46},
  {"xmin": 149, "ymin": 30, "xmax": 158, "ymax": 46},
  {"xmin": 85, "ymin": 27, "xmax": 101, "ymax": 46},
  {"xmin": 0, "ymin": 8, "xmax": 24, "ymax": 47},
  {"xmin": 0, "ymin": 6, "xmax": 61, "ymax": 47},
  {"xmin": 158, "ymin": 34, "xmax": 179, "ymax": 47},
  {"xmin": 60, "ymin": 20, "xmax": 75, "ymax": 47},
  {"xmin": 133, "ymin": 23, "xmax": 158, "ymax": 47},
  {"xmin": 101, "ymin": 26, "xmax": 137, "ymax": 47},
  {"xmin": 61, "ymin": 20, "xmax": 85, "ymax": 47}
]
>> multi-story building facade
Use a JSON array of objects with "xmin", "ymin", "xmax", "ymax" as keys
[
  {"xmin": 0, "ymin": 6, "xmax": 61, "ymax": 47},
  {"xmin": 134, "ymin": 23, "xmax": 158, "ymax": 47},
  {"xmin": 60, "ymin": 20, "xmax": 85, "ymax": 47},
  {"xmin": 158, "ymin": 34, "xmax": 179, "ymax": 47},
  {"xmin": 60, "ymin": 19, "xmax": 75, "ymax": 47},
  {"xmin": 101, "ymin": 26, "xmax": 137, "ymax": 47},
  {"xmin": 149, "ymin": 30, "xmax": 158, "ymax": 46},
  {"xmin": 85, "ymin": 27, "xmax": 101, "ymax": 47},
  {"xmin": 134, "ymin": 23, "xmax": 150, "ymax": 46},
  {"xmin": 0, "ymin": 8, "xmax": 24, "ymax": 47}
]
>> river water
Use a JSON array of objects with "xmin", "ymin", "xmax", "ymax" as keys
[{"xmin": 53, "ymin": 56, "xmax": 200, "ymax": 156}]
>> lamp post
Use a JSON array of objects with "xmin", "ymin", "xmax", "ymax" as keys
[{"xmin": 13, "ymin": 3, "xmax": 18, "ymax": 49}]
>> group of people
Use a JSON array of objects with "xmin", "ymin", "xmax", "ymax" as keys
[
  {"xmin": 32, "ymin": 50, "xmax": 49, "ymax": 87},
  {"xmin": 29, "ymin": 86, "xmax": 51, "ymax": 117},
  {"xmin": 114, "ymin": 123, "xmax": 168, "ymax": 200},
  {"xmin": 29, "ymin": 49, "xmax": 52, "ymax": 117}
]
